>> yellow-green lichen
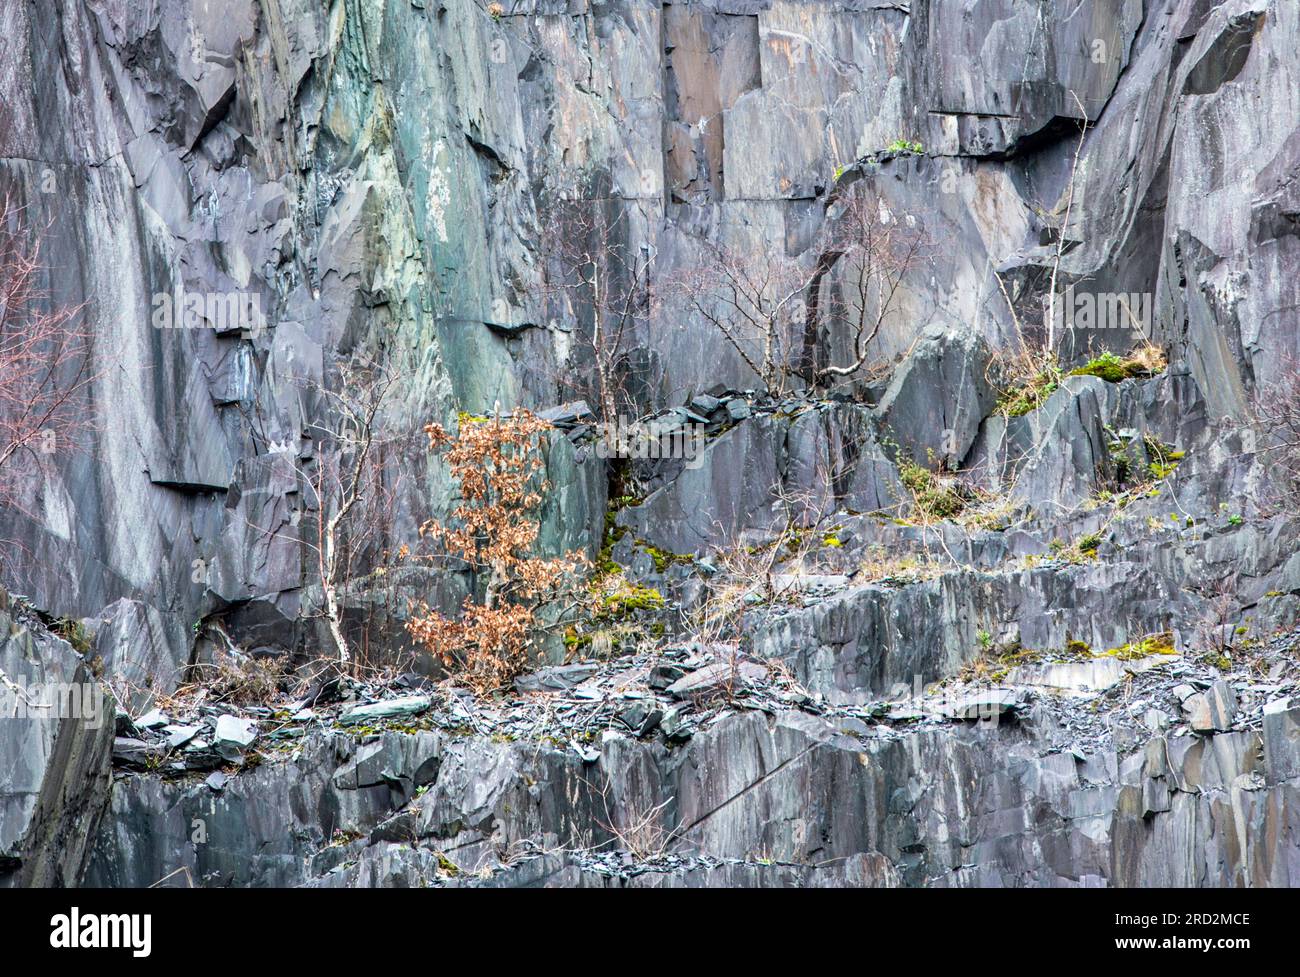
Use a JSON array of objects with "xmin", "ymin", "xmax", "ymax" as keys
[{"xmin": 1096, "ymin": 632, "xmax": 1177, "ymax": 661}]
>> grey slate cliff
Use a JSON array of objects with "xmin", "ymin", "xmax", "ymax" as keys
[{"xmin": 0, "ymin": 0, "xmax": 1297, "ymax": 887}]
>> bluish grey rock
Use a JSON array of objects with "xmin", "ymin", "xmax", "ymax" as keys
[
  {"xmin": 876, "ymin": 325, "xmax": 996, "ymax": 470},
  {"xmin": 0, "ymin": 590, "xmax": 112, "ymax": 887},
  {"xmin": 213, "ymin": 715, "xmax": 258, "ymax": 755},
  {"xmin": 339, "ymin": 697, "xmax": 432, "ymax": 725}
]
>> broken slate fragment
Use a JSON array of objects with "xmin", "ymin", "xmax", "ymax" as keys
[
  {"xmin": 213, "ymin": 715, "xmax": 259, "ymax": 757},
  {"xmin": 939, "ymin": 689, "xmax": 1025, "ymax": 722},
  {"xmin": 164, "ymin": 724, "xmax": 202, "ymax": 749},
  {"xmin": 538, "ymin": 401, "xmax": 593, "ymax": 426},
  {"xmin": 1143, "ymin": 709, "xmax": 1171, "ymax": 732},
  {"xmin": 112, "ymin": 737, "xmax": 160, "ymax": 768},
  {"xmin": 665, "ymin": 660, "xmax": 767, "ymax": 699},
  {"xmin": 339, "ymin": 695, "xmax": 431, "ymax": 724},
  {"xmin": 134, "ymin": 708, "xmax": 169, "ymax": 730},
  {"xmin": 648, "ymin": 664, "xmax": 686, "ymax": 690},
  {"xmin": 1182, "ymin": 680, "xmax": 1237, "ymax": 733},
  {"xmin": 571, "ymin": 739, "xmax": 601, "ymax": 763},
  {"xmin": 616, "ymin": 704, "xmax": 650, "ymax": 732},
  {"xmin": 660, "ymin": 706, "xmax": 692, "ymax": 742},
  {"xmin": 205, "ymin": 771, "xmax": 228, "ymax": 792},
  {"xmin": 1263, "ymin": 696, "xmax": 1293, "ymax": 716},
  {"xmin": 725, "ymin": 398, "xmax": 751, "ymax": 422},
  {"xmin": 616, "ymin": 704, "xmax": 664, "ymax": 737},
  {"xmin": 689, "ymin": 394, "xmax": 722, "ymax": 415}
]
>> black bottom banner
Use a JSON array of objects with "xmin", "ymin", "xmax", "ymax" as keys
[{"xmin": 0, "ymin": 886, "xmax": 1286, "ymax": 965}]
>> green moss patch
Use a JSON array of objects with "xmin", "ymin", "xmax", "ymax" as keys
[
  {"xmin": 1096, "ymin": 632, "xmax": 1177, "ymax": 661},
  {"xmin": 1069, "ymin": 348, "xmax": 1165, "ymax": 384}
]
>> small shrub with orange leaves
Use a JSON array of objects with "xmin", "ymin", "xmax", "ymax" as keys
[{"xmin": 406, "ymin": 409, "xmax": 586, "ymax": 694}]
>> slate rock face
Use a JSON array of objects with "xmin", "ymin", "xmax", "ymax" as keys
[
  {"xmin": 0, "ymin": 0, "xmax": 1294, "ymax": 651},
  {"xmin": 90, "ymin": 599, "xmax": 191, "ymax": 714},
  {"xmin": 618, "ymin": 406, "xmax": 907, "ymax": 554},
  {"xmin": 0, "ymin": 591, "xmax": 113, "ymax": 888},
  {"xmin": 81, "ymin": 695, "xmax": 1300, "ymax": 889},
  {"xmin": 876, "ymin": 325, "xmax": 996, "ymax": 469},
  {"xmin": 1, "ymin": 1, "xmax": 1299, "ymax": 887},
  {"xmin": 620, "ymin": 413, "xmax": 787, "ymax": 554}
]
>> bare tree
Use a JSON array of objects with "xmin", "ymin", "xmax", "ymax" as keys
[
  {"xmin": 241, "ymin": 353, "xmax": 412, "ymax": 674},
  {"xmin": 802, "ymin": 182, "xmax": 928, "ymax": 384},
  {"xmin": 675, "ymin": 237, "xmax": 809, "ymax": 396},
  {"xmin": 676, "ymin": 181, "xmax": 925, "ymax": 397},
  {"xmin": 583, "ymin": 773, "xmax": 676, "ymax": 861},
  {"xmin": 0, "ymin": 196, "xmax": 95, "ymax": 520},
  {"xmin": 985, "ymin": 92, "xmax": 1101, "ymax": 422},
  {"xmin": 538, "ymin": 194, "xmax": 653, "ymax": 422},
  {"xmin": 993, "ymin": 91, "xmax": 1091, "ymax": 358},
  {"xmin": 1253, "ymin": 363, "xmax": 1300, "ymax": 507},
  {"xmin": 307, "ymin": 355, "xmax": 413, "ymax": 672},
  {"xmin": 1047, "ymin": 92, "xmax": 1090, "ymax": 352}
]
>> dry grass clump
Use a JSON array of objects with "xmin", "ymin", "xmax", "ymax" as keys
[
  {"xmin": 990, "ymin": 345, "xmax": 1065, "ymax": 418},
  {"xmin": 690, "ymin": 518, "xmax": 827, "ymax": 642},
  {"xmin": 989, "ymin": 341, "xmax": 1166, "ymax": 418},
  {"xmin": 210, "ymin": 654, "xmax": 287, "ymax": 704},
  {"xmin": 1123, "ymin": 341, "xmax": 1167, "ymax": 376},
  {"xmin": 179, "ymin": 651, "xmax": 288, "ymax": 707},
  {"xmin": 855, "ymin": 545, "xmax": 950, "ymax": 585},
  {"xmin": 586, "ymin": 776, "xmax": 677, "ymax": 862},
  {"xmin": 957, "ymin": 494, "xmax": 1019, "ymax": 531}
]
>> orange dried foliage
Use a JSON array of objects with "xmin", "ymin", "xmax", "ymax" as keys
[{"xmin": 406, "ymin": 409, "xmax": 585, "ymax": 694}]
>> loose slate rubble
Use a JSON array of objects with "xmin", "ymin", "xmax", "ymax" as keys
[
  {"xmin": 134, "ymin": 709, "xmax": 169, "ymax": 730},
  {"xmin": 85, "ymin": 628, "xmax": 1300, "ymax": 887},
  {"xmin": 164, "ymin": 725, "xmax": 201, "ymax": 749},
  {"xmin": 111, "ymin": 738, "xmax": 159, "ymax": 770},
  {"xmin": 97, "ymin": 627, "xmax": 1297, "ymax": 781},
  {"xmin": 939, "ymin": 689, "xmax": 1025, "ymax": 721},
  {"xmin": 514, "ymin": 664, "xmax": 600, "ymax": 693}
]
